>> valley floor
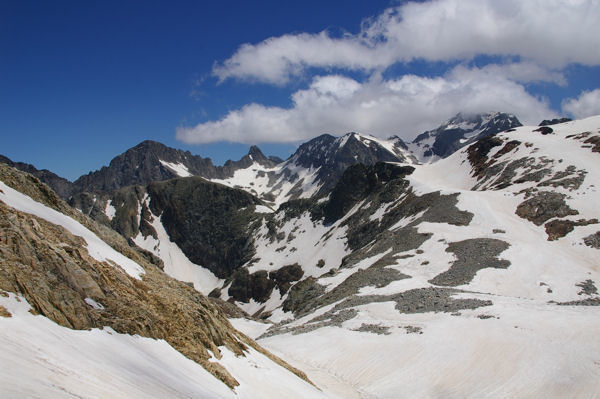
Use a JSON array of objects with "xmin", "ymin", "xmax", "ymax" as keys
[{"xmin": 235, "ymin": 297, "xmax": 600, "ymax": 398}]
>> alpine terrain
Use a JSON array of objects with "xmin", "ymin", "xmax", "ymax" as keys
[{"xmin": 1, "ymin": 112, "xmax": 599, "ymax": 398}]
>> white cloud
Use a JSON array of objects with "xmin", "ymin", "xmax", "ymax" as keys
[
  {"xmin": 474, "ymin": 62, "xmax": 566, "ymax": 86},
  {"xmin": 177, "ymin": 66, "xmax": 555, "ymax": 145},
  {"xmin": 213, "ymin": 0, "xmax": 600, "ymax": 84},
  {"xmin": 562, "ymin": 89, "xmax": 600, "ymax": 118}
]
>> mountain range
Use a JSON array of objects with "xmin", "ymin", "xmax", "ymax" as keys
[{"xmin": 1, "ymin": 112, "xmax": 599, "ymax": 398}]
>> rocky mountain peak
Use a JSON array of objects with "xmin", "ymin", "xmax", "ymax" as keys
[
  {"xmin": 247, "ymin": 145, "xmax": 276, "ymax": 167},
  {"xmin": 409, "ymin": 111, "xmax": 522, "ymax": 162}
]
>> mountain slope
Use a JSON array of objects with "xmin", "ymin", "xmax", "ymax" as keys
[
  {"xmin": 218, "ymin": 116, "xmax": 600, "ymax": 397},
  {"xmin": 0, "ymin": 164, "xmax": 325, "ymax": 398}
]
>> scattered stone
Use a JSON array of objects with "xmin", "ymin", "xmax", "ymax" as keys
[
  {"xmin": 555, "ymin": 298, "xmax": 600, "ymax": 306},
  {"xmin": 316, "ymin": 259, "xmax": 325, "ymax": 268},
  {"xmin": 492, "ymin": 229, "xmax": 506, "ymax": 234},
  {"xmin": 429, "ymin": 239, "xmax": 511, "ymax": 286},
  {"xmin": 477, "ymin": 314, "xmax": 495, "ymax": 319},
  {"xmin": 516, "ymin": 192, "xmax": 579, "ymax": 226},
  {"xmin": 576, "ymin": 279, "xmax": 598, "ymax": 296},
  {"xmin": 403, "ymin": 325, "xmax": 423, "ymax": 334},
  {"xmin": 353, "ymin": 323, "xmax": 391, "ymax": 335},
  {"xmin": 583, "ymin": 232, "xmax": 600, "ymax": 249},
  {"xmin": 537, "ymin": 165, "xmax": 587, "ymax": 191},
  {"xmin": 267, "ymin": 287, "xmax": 492, "ymax": 337}
]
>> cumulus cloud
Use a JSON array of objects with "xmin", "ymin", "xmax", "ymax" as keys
[
  {"xmin": 562, "ymin": 89, "xmax": 600, "ymax": 118},
  {"xmin": 177, "ymin": 66, "xmax": 555, "ymax": 144},
  {"xmin": 213, "ymin": 0, "xmax": 600, "ymax": 84}
]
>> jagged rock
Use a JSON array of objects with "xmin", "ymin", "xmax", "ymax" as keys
[
  {"xmin": 289, "ymin": 133, "xmax": 409, "ymax": 196},
  {"xmin": 0, "ymin": 155, "xmax": 74, "ymax": 199}
]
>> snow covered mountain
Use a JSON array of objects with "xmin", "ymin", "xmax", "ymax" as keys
[
  {"xmin": 0, "ymin": 164, "xmax": 326, "ymax": 398},
  {"xmin": 71, "ymin": 140, "xmax": 282, "ymax": 194},
  {"xmin": 211, "ymin": 132, "xmax": 414, "ymax": 206},
  {"xmin": 2, "ymin": 114, "xmax": 599, "ymax": 398},
  {"xmin": 408, "ymin": 111, "xmax": 523, "ymax": 163},
  {"xmin": 220, "ymin": 116, "xmax": 600, "ymax": 397}
]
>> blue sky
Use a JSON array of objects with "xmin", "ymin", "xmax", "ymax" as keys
[{"xmin": 2, "ymin": 0, "xmax": 599, "ymax": 181}]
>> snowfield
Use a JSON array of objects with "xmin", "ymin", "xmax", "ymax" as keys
[{"xmin": 0, "ymin": 293, "xmax": 327, "ymax": 399}]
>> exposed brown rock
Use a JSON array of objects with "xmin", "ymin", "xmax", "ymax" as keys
[
  {"xmin": 584, "ymin": 135, "xmax": 600, "ymax": 153},
  {"xmin": 544, "ymin": 219, "xmax": 599, "ymax": 241},
  {"xmin": 0, "ymin": 305, "xmax": 11, "ymax": 317},
  {"xmin": 492, "ymin": 140, "xmax": 521, "ymax": 159}
]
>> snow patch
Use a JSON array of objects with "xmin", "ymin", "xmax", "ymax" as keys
[{"xmin": 159, "ymin": 160, "xmax": 192, "ymax": 177}]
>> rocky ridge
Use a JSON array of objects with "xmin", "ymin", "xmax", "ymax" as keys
[{"xmin": 0, "ymin": 164, "xmax": 313, "ymax": 391}]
